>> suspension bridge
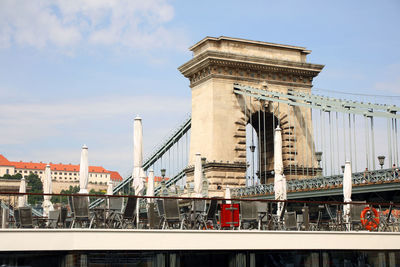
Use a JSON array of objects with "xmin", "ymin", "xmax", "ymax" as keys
[{"xmin": 89, "ymin": 36, "xmax": 399, "ymax": 208}]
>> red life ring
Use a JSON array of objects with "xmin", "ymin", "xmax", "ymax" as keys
[{"xmin": 360, "ymin": 207, "xmax": 380, "ymax": 231}]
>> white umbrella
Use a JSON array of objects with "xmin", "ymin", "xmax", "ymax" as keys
[
  {"xmin": 42, "ymin": 164, "xmax": 54, "ymax": 217},
  {"xmin": 225, "ymin": 185, "xmax": 231, "ymax": 204},
  {"xmin": 132, "ymin": 115, "xmax": 146, "ymax": 227},
  {"xmin": 18, "ymin": 177, "xmax": 27, "ymax": 208},
  {"xmin": 274, "ymin": 125, "xmax": 287, "ymax": 218},
  {"xmin": 132, "ymin": 116, "xmax": 146, "ymax": 196},
  {"xmin": 106, "ymin": 180, "xmax": 114, "ymax": 210},
  {"xmin": 107, "ymin": 180, "xmax": 114, "ymax": 196},
  {"xmin": 79, "ymin": 144, "xmax": 89, "ymax": 194},
  {"xmin": 343, "ymin": 161, "xmax": 352, "ymax": 227},
  {"xmin": 193, "ymin": 153, "xmax": 203, "ymax": 197},
  {"xmin": 146, "ymin": 169, "xmax": 155, "ymax": 203}
]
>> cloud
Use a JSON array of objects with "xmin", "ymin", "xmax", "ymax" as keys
[
  {"xmin": 0, "ymin": 0, "xmax": 186, "ymax": 51},
  {"xmin": 0, "ymin": 94, "xmax": 191, "ymax": 145}
]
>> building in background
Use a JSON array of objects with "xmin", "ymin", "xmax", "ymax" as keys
[{"xmin": 0, "ymin": 154, "xmax": 123, "ymax": 193}]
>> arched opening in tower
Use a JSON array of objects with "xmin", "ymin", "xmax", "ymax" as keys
[{"xmin": 246, "ymin": 111, "xmax": 279, "ymax": 185}]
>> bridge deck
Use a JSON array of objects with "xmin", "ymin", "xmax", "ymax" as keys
[{"xmin": 1, "ymin": 229, "xmax": 399, "ymax": 251}]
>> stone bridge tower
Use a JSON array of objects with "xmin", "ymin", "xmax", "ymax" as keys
[{"xmin": 179, "ymin": 36, "xmax": 324, "ymax": 197}]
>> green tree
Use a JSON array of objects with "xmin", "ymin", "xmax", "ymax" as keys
[
  {"xmin": 89, "ymin": 188, "xmax": 105, "ymax": 203},
  {"xmin": 0, "ymin": 173, "xmax": 22, "ymax": 180},
  {"xmin": 51, "ymin": 185, "xmax": 79, "ymax": 204},
  {"xmin": 26, "ymin": 173, "xmax": 43, "ymax": 205}
]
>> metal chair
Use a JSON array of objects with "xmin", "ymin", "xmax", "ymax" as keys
[
  {"xmin": 18, "ymin": 207, "xmax": 33, "ymax": 228},
  {"xmin": 240, "ymin": 201, "xmax": 258, "ymax": 230},
  {"xmin": 300, "ymin": 206, "xmax": 310, "ymax": 231},
  {"xmin": 256, "ymin": 201, "xmax": 269, "ymax": 230},
  {"xmin": 156, "ymin": 199, "xmax": 165, "ymax": 229},
  {"xmin": 1, "ymin": 204, "xmax": 9, "ymax": 229},
  {"xmin": 71, "ymin": 196, "xmax": 93, "ymax": 228},
  {"xmin": 162, "ymin": 199, "xmax": 185, "ymax": 229},
  {"xmin": 147, "ymin": 203, "xmax": 160, "ymax": 229},
  {"xmin": 120, "ymin": 197, "xmax": 137, "ymax": 229},
  {"xmin": 192, "ymin": 199, "xmax": 207, "ymax": 229},
  {"xmin": 284, "ymin": 211, "xmax": 297, "ymax": 230},
  {"xmin": 106, "ymin": 197, "xmax": 123, "ymax": 228},
  {"xmin": 48, "ymin": 210, "xmax": 61, "ymax": 228},
  {"xmin": 60, "ymin": 207, "xmax": 68, "ymax": 228},
  {"xmin": 206, "ymin": 198, "xmax": 219, "ymax": 229},
  {"xmin": 350, "ymin": 201, "xmax": 367, "ymax": 231}
]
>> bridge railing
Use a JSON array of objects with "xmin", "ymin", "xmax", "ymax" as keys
[
  {"xmin": 1, "ymin": 192, "xmax": 400, "ymax": 232},
  {"xmin": 232, "ymin": 168, "xmax": 400, "ymax": 197}
]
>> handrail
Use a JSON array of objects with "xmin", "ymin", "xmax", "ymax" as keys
[{"xmin": 232, "ymin": 168, "xmax": 400, "ymax": 197}]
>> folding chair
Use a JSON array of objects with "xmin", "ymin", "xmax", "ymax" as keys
[
  {"xmin": 48, "ymin": 210, "xmax": 61, "ymax": 228},
  {"xmin": 163, "ymin": 199, "xmax": 185, "ymax": 229},
  {"xmin": 206, "ymin": 198, "xmax": 219, "ymax": 229},
  {"xmin": 71, "ymin": 196, "xmax": 93, "ymax": 228},
  {"xmin": 256, "ymin": 201, "xmax": 269, "ymax": 230},
  {"xmin": 284, "ymin": 211, "xmax": 297, "ymax": 230},
  {"xmin": 147, "ymin": 203, "xmax": 160, "ymax": 229},
  {"xmin": 1, "ymin": 204, "xmax": 9, "ymax": 229},
  {"xmin": 60, "ymin": 207, "xmax": 68, "ymax": 228},
  {"xmin": 120, "ymin": 197, "xmax": 137, "ymax": 229},
  {"xmin": 192, "ymin": 199, "xmax": 207, "ymax": 229},
  {"xmin": 18, "ymin": 207, "xmax": 33, "ymax": 228},
  {"xmin": 156, "ymin": 199, "xmax": 165, "ymax": 229},
  {"xmin": 240, "ymin": 201, "xmax": 258, "ymax": 230},
  {"xmin": 106, "ymin": 197, "xmax": 123, "ymax": 228},
  {"xmin": 350, "ymin": 201, "xmax": 367, "ymax": 231}
]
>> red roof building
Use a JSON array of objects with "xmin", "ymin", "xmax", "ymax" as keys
[{"xmin": 0, "ymin": 154, "xmax": 123, "ymax": 184}]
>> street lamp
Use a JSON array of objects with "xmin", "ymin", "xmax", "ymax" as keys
[
  {"xmin": 161, "ymin": 168, "xmax": 167, "ymax": 196},
  {"xmin": 315, "ymin": 152, "xmax": 323, "ymax": 168},
  {"xmin": 341, "ymin": 165, "xmax": 345, "ymax": 173},
  {"xmin": 378, "ymin": 156, "xmax": 385, "ymax": 169},
  {"xmin": 249, "ymin": 145, "xmax": 256, "ymax": 184},
  {"xmin": 315, "ymin": 152, "xmax": 323, "ymax": 176}
]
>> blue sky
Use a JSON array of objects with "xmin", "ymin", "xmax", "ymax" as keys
[{"xmin": 0, "ymin": 0, "xmax": 399, "ymax": 177}]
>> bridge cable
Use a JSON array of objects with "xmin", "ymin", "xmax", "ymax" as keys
[
  {"xmin": 258, "ymin": 103, "xmax": 261, "ymax": 186},
  {"xmin": 353, "ymin": 114, "xmax": 357, "ymax": 172},
  {"xmin": 263, "ymin": 100, "xmax": 267, "ymax": 184},
  {"xmin": 370, "ymin": 116, "xmax": 376, "ymax": 170}
]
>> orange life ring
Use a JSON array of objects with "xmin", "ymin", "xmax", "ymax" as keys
[{"xmin": 360, "ymin": 207, "xmax": 380, "ymax": 231}]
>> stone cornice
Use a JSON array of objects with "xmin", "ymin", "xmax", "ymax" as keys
[
  {"xmin": 178, "ymin": 50, "xmax": 324, "ymax": 78},
  {"xmin": 185, "ymin": 162, "xmax": 247, "ymax": 176},
  {"xmin": 178, "ymin": 51, "xmax": 324, "ymax": 88}
]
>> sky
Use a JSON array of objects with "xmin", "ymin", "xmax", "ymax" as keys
[{"xmin": 0, "ymin": 0, "xmax": 399, "ymax": 178}]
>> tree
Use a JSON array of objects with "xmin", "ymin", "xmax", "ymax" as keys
[
  {"xmin": 26, "ymin": 173, "xmax": 43, "ymax": 205},
  {"xmin": 51, "ymin": 185, "xmax": 79, "ymax": 204},
  {"xmin": 0, "ymin": 173, "xmax": 22, "ymax": 180},
  {"xmin": 89, "ymin": 188, "xmax": 105, "ymax": 203}
]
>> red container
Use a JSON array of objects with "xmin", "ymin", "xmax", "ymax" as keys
[{"xmin": 220, "ymin": 204, "xmax": 240, "ymax": 228}]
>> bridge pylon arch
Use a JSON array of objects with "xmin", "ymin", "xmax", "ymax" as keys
[{"xmin": 179, "ymin": 36, "xmax": 324, "ymax": 197}]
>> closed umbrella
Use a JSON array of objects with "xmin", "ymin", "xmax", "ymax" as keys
[
  {"xmin": 343, "ymin": 161, "xmax": 352, "ymax": 228},
  {"xmin": 132, "ymin": 115, "xmax": 146, "ymax": 227},
  {"xmin": 42, "ymin": 164, "xmax": 54, "ymax": 217},
  {"xmin": 106, "ymin": 180, "xmax": 113, "ymax": 210},
  {"xmin": 79, "ymin": 145, "xmax": 89, "ymax": 194},
  {"xmin": 18, "ymin": 177, "xmax": 27, "ymax": 208},
  {"xmin": 132, "ymin": 116, "xmax": 145, "ymax": 196},
  {"xmin": 107, "ymin": 180, "xmax": 114, "ymax": 196},
  {"xmin": 274, "ymin": 125, "xmax": 287, "ymax": 218},
  {"xmin": 225, "ymin": 185, "xmax": 231, "ymax": 204},
  {"xmin": 146, "ymin": 169, "xmax": 155, "ymax": 203},
  {"xmin": 193, "ymin": 153, "xmax": 203, "ymax": 197}
]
